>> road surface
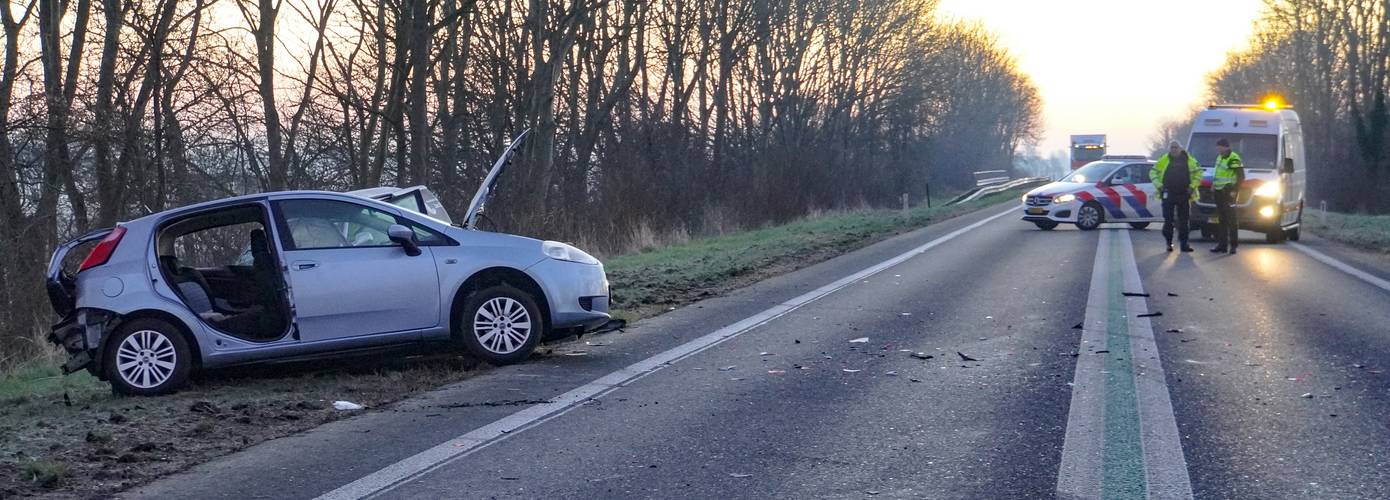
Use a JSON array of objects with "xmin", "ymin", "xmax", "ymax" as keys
[{"xmin": 125, "ymin": 202, "xmax": 1390, "ymax": 499}]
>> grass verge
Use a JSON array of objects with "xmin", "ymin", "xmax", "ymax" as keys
[
  {"xmin": 0, "ymin": 190, "xmax": 1026, "ymax": 497},
  {"xmin": 1303, "ymin": 211, "xmax": 1390, "ymax": 252}
]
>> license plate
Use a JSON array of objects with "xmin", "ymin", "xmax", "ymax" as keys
[{"xmin": 1027, "ymin": 208, "xmax": 1045, "ymax": 215}]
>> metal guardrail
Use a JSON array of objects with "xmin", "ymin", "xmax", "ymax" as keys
[
  {"xmin": 974, "ymin": 170, "xmax": 1010, "ymax": 187},
  {"xmin": 947, "ymin": 176, "xmax": 1051, "ymax": 206}
]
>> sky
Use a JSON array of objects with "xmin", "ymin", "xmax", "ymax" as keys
[{"xmin": 936, "ymin": 0, "xmax": 1266, "ymax": 156}]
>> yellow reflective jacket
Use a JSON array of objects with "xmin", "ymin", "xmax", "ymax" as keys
[
  {"xmin": 1213, "ymin": 151, "xmax": 1244, "ymax": 190},
  {"xmin": 1149, "ymin": 153, "xmax": 1202, "ymax": 199}
]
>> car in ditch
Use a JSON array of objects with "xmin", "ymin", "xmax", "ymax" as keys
[{"xmin": 45, "ymin": 130, "xmax": 614, "ymax": 395}]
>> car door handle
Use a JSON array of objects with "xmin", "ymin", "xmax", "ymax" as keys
[{"xmin": 293, "ymin": 260, "xmax": 319, "ymax": 271}]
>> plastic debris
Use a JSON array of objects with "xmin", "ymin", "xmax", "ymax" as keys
[
  {"xmin": 1093, "ymin": 350, "xmax": 1110, "ymax": 354},
  {"xmin": 1122, "ymin": 292, "xmax": 1150, "ymax": 297},
  {"xmin": 849, "ymin": 337, "xmax": 870, "ymax": 343},
  {"xmin": 333, "ymin": 401, "xmax": 364, "ymax": 411},
  {"xmin": 729, "ymin": 473, "xmax": 753, "ymax": 478},
  {"xmin": 1137, "ymin": 312, "xmax": 1162, "ymax": 318},
  {"xmin": 842, "ymin": 369, "xmax": 861, "ymax": 373},
  {"xmin": 1072, "ymin": 323, "xmax": 1083, "ymax": 329},
  {"xmin": 901, "ymin": 313, "xmax": 912, "ymax": 316},
  {"xmin": 566, "ymin": 351, "xmax": 589, "ymax": 356},
  {"xmin": 719, "ymin": 366, "xmax": 736, "ymax": 371},
  {"xmin": 885, "ymin": 371, "xmax": 898, "ymax": 376},
  {"xmin": 909, "ymin": 378, "xmax": 923, "ymax": 383},
  {"xmin": 985, "ymin": 316, "xmax": 993, "ymax": 319},
  {"xmin": 759, "ymin": 352, "xmax": 773, "ymax": 356},
  {"xmin": 957, "ymin": 352, "xmax": 978, "ymax": 362},
  {"xmin": 1301, "ymin": 393, "xmax": 1313, "ymax": 399},
  {"xmin": 1167, "ymin": 292, "xmax": 1179, "ymax": 297},
  {"xmin": 910, "ymin": 352, "xmax": 933, "ymax": 360},
  {"xmin": 1165, "ymin": 328, "xmax": 1182, "ymax": 333},
  {"xmin": 767, "ymin": 370, "xmax": 786, "ymax": 375}
]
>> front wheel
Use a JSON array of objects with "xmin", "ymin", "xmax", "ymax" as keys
[
  {"xmin": 1076, "ymin": 203, "xmax": 1104, "ymax": 231},
  {"xmin": 458, "ymin": 284, "xmax": 545, "ymax": 365},
  {"xmin": 103, "ymin": 318, "xmax": 193, "ymax": 396},
  {"xmin": 1034, "ymin": 221, "xmax": 1058, "ymax": 230},
  {"xmin": 1129, "ymin": 222, "xmax": 1150, "ymax": 230}
]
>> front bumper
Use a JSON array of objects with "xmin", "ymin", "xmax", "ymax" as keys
[
  {"xmin": 526, "ymin": 258, "xmax": 612, "ymax": 331},
  {"xmin": 1021, "ymin": 201, "xmax": 1079, "ymax": 223}
]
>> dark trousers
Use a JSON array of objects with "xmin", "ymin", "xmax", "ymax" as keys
[
  {"xmin": 1161, "ymin": 192, "xmax": 1190, "ymax": 245},
  {"xmin": 1214, "ymin": 188, "xmax": 1239, "ymax": 249}
]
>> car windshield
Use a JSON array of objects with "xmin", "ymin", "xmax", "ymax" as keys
[
  {"xmin": 1061, "ymin": 162, "xmax": 1120, "ymax": 184},
  {"xmin": 1188, "ymin": 133, "xmax": 1278, "ymax": 170}
]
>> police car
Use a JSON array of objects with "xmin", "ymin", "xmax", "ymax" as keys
[{"xmin": 1021, "ymin": 156, "xmax": 1162, "ymax": 231}]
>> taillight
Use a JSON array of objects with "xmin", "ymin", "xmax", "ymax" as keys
[{"xmin": 78, "ymin": 226, "xmax": 127, "ymax": 272}]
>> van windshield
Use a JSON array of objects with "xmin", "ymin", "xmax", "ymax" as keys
[{"xmin": 1188, "ymin": 133, "xmax": 1278, "ymax": 170}]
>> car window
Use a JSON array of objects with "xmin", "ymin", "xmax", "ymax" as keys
[
  {"xmin": 1111, "ymin": 164, "xmax": 1151, "ymax": 185},
  {"xmin": 275, "ymin": 199, "xmax": 447, "ymax": 250},
  {"xmin": 1061, "ymin": 162, "xmax": 1120, "ymax": 183}
]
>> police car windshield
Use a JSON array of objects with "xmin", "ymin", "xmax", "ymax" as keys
[
  {"xmin": 1188, "ymin": 133, "xmax": 1278, "ymax": 170},
  {"xmin": 1061, "ymin": 162, "xmax": 1120, "ymax": 184}
]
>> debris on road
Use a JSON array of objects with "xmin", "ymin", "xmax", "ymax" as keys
[
  {"xmin": 1165, "ymin": 328, "xmax": 1183, "ymax": 333},
  {"xmin": 1093, "ymin": 350, "xmax": 1110, "ymax": 354},
  {"xmin": 767, "ymin": 370, "xmax": 786, "ymax": 375},
  {"xmin": 729, "ymin": 473, "xmax": 753, "ymax": 478},
  {"xmin": 333, "ymin": 401, "xmax": 365, "ymax": 411},
  {"xmin": 1122, "ymin": 292, "xmax": 1150, "ymax": 297},
  {"xmin": 957, "ymin": 352, "xmax": 978, "ymax": 362},
  {"xmin": 1072, "ymin": 323, "xmax": 1083, "ymax": 329},
  {"xmin": 190, "ymin": 401, "xmax": 222, "ymax": 414},
  {"xmin": 909, "ymin": 378, "xmax": 923, "ymax": 383},
  {"xmin": 885, "ymin": 371, "xmax": 898, "ymax": 376},
  {"xmin": 910, "ymin": 352, "xmax": 934, "ymax": 360},
  {"xmin": 1167, "ymin": 292, "xmax": 1180, "ymax": 297},
  {"xmin": 901, "ymin": 313, "xmax": 913, "ymax": 316},
  {"xmin": 566, "ymin": 351, "xmax": 589, "ymax": 356},
  {"xmin": 1137, "ymin": 312, "xmax": 1162, "ymax": 318},
  {"xmin": 719, "ymin": 366, "xmax": 736, "ymax": 371},
  {"xmin": 842, "ymin": 369, "xmax": 862, "ymax": 373},
  {"xmin": 759, "ymin": 352, "xmax": 773, "ymax": 356},
  {"xmin": 849, "ymin": 337, "xmax": 870, "ymax": 343},
  {"xmin": 1301, "ymin": 393, "xmax": 1314, "ymax": 399}
]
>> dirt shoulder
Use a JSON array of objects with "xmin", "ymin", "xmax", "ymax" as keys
[{"xmin": 0, "ymin": 193, "xmax": 1023, "ymax": 498}]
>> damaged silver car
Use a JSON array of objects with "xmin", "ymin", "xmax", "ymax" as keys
[{"xmin": 46, "ymin": 131, "xmax": 614, "ymax": 395}]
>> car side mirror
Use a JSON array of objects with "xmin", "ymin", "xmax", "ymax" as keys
[
  {"xmin": 1282, "ymin": 158, "xmax": 1294, "ymax": 174},
  {"xmin": 387, "ymin": 224, "xmax": 421, "ymax": 256}
]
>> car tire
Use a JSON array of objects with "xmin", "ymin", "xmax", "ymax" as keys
[
  {"xmin": 1129, "ymin": 222, "xmax": 1150, "ymax": 230},
  {"xmin": 458, "ymin": 284, "xmax": 544, "ymax": 365},
  {"xmin": 1286, "ymin": 226, "xmax": 1300, "ymax": 241},
  {"xmin": 1034, "ymin": 221, "xmax": 1058, "ymax": 230},
  {"xmin": 103, "ymin": 318, "xmax": 193, "ymax": 396},
  {"xmin": 1200, "ymin": 224, "xmax": 1215, "ymax": 241},
  {"xmin": 1076, "ymin": 202, "xmax": 1104, "ymax": 231}
]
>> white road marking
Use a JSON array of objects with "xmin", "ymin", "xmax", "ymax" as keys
[
  {"xmin": 1290, "ymin": 242, "xmax": 1390, "ymax": 293},
  {"xmin": 1057, "ymin": 229, "xmax": 1193, "ymax": 499},
  {"xmin": 316, "ymin": 208, "xmax": 1016, "ymax": 500}
]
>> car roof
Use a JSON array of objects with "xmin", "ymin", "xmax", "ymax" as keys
[{"xmin": 122, "ymin": 190, "xmax": 383, "ymax": 226}]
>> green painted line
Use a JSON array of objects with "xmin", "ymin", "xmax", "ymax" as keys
[{"xmin": 1102, "ymin": 232, "xmax": 1147, "ymax": 499}]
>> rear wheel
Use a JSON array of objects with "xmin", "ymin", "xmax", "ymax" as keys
[
  {"xmin": 1129, "ymin": 222, "xmax": 1150, "ymax": 230},
  {"xmin": 457, "ymin": 284, "xmax": 544, "ymax": 365},
  {"xmin": 103, "ymin": 318, "xmax": 192, "ymax": 396},
  {"xmin": 1033, "ymin": 221, "xmax": 1058, "ymax": 230},
  {"xmin": 1076, "ymin": 203, "xmax": 1104, "ymax": 231}
]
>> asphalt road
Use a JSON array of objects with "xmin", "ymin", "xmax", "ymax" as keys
[{"xmin": 124, "ymin": 203, "xmax": 1390, "ymax": 500}]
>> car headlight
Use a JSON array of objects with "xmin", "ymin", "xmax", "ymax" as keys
[
  {"xmin": 543, "ymin": 241, "xmax": 600, "ymax": 265},
  {"xmin": 1021, "ymin": 194, "xmax": 1028, "ymax": 203},
  {"xmin": 1253, "ymin": 181, "xmax": 1281, "ymax": 198},
  {"xmin": 1053, "ymin": 194, "xmax": 1076, "ymax": 204}
]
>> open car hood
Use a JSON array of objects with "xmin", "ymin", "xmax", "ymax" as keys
[{"xmin": 463, "ymin": 129, "xmax": 530, "ymax": 230}]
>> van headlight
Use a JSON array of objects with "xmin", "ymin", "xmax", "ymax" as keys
[
  {"xmin": 1053, "ymin": 194, "xmax": 1076, "ymax": 204},
  {"xmin": 543, "ymin": 241, "xmax": 600, "ymax": 265},
  {"xmin": 1253, "ymin": 181, "xmax": 1281, "ymax": 198}
]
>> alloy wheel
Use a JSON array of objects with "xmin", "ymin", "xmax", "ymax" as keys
[
  {"xmin": 115, "ymin": 330, "xmax": 178, "ymax": 389},
  {"xmin": 473, "ymin": 297, "xmax": 533, "ymax": 355}
]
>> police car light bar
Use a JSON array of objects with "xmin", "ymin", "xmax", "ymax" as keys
[{"xmin": 1208, "ymin": 103, "xmax": 1293, "ymax": 110}]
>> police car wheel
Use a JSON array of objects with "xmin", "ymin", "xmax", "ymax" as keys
[
  {"xmin": 1076, "ymin": 203, "xmax": 1103, "ymax": 230},
  {"xmin": 1034, "ymin": 221, "xmax": 1058, "ymax": 230},
  {"xmin": 1129, "ymin": 222, "xmax": 1150, "ymax": 230},
  {"xmin": 1200, "ymin": 225, "xmax": 1215, "ymax": 241}
]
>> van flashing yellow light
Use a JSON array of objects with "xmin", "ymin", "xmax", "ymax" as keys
[{"xmin": 1264, "ymin": 100, "xmax": 1280, "ymax": 110}]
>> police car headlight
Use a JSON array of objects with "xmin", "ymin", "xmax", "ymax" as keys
[
  {"xmin": 1053, "ymin": 194, "xmax": 1076, "ymax": 204},
  {"xmin": 1253, "ymin": 181, "xmax": 1281, "ymax": 198}
]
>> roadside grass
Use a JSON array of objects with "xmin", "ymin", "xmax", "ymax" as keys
[
  {"xmin": 1303, "ymin": 211, "xmax": 1390, "ymax": 252},
  {"xmin": 0, "ymin": 189, "xmax": 1026, "ymax": 497},
  {"xmin": 606, "ymin": 190, "xmax": 1025, "ymax": 322}
]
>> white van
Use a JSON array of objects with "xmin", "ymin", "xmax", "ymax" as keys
[{"xmin": 1186, "ymin": 103, "xmax": 1307, "ymax": 243}]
